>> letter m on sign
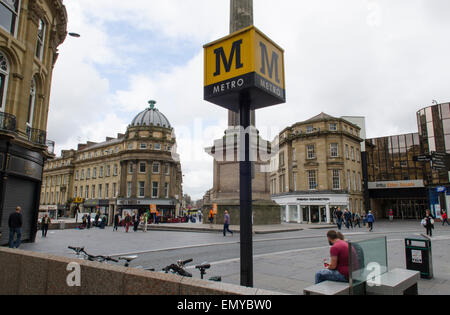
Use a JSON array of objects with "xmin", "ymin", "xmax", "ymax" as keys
[
  {"xmin": 214, "ymin": 40, "xmax": 244, "ymax": 76},
  {"xmin": 260, "ymin": 42, "xmax": 280, "ymax": 83}
]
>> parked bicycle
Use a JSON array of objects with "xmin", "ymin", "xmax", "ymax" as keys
[
  {"xmin": 68, "ymin": 246, "xmax": 155, "ymax": 271},
  {"xmin": 162, "ymin": 258, "xmax": 221, "ymax": 282}
]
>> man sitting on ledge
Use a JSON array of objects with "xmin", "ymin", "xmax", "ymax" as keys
[{"xmin": 315, "ymin": 230, "xmax": 349, "ymax": 284}]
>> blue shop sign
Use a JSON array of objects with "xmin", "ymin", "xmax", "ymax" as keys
[{"xmin": 436, "ymin": 186, "xmax": 447, "ymax": 193}]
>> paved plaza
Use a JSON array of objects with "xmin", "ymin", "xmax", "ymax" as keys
[{"xmin": 18, "ymin": 220, "xmax": 450, "ymax": 295}]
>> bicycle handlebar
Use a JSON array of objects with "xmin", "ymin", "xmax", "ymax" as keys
[{"xmin": 181, "ymin": 258, "xmax": 193, "ymax": 266}]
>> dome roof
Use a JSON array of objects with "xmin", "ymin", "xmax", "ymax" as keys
[{"xmin": 130, "ymin": 100, "xmax": 171, "ymax": 128}]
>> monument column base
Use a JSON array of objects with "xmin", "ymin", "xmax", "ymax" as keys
[{"xmin": 202, "ymin": 199, "xmax": 281, "ymax": 226}]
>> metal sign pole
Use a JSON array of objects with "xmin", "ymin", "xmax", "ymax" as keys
[{"xmin": 239, "ymin": 91, "xmax": 253, "ymax": 287}]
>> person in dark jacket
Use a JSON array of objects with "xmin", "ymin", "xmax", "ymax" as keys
[
  {"xmin": 423, "ymin": 210, "xmax": 435, "ymax": 237},
  {"xmin": 8, "ymin": 206, "xmax": 23, "ymax": 248},
  {"xmin": 41, "ymin": 214, "xmax": 51, "ymax": 237},
  {"xmin": 113, "ymin": 212, "xmax": 120, "ymax": 231},
  {"xmin": 87, "ymin": 213, "xmax": 91, "ymax": 229}
]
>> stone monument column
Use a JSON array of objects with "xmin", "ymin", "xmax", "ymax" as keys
[
  {"xmin": 202, "ymin": 0, "xmax": 281, "ymax": 226},
  {"xmin": 228, "ymin": 0, "xmax": 256, "ymax": 127}
]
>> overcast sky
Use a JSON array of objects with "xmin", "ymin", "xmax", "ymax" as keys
[{"xmin": 48, "ymin": 0, "xmax": 450, "ymax": 200}]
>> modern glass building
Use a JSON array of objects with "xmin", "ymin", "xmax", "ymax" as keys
[
  {"xmin": 417, "ymin": 102, "xmax": 450, "ymax": 217},
  {"xmin": 365, "ymin": 133, "xmax": 428, "ymax": 219}
]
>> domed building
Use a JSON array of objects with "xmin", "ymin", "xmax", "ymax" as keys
[{"xmin": 40, "ymin": 101, "xmax": 183, "ymax": 224}]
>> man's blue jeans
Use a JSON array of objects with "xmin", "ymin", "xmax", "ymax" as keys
[
  {"xmin": 315, "ymin": 269, "xmax": 348, "ymax": 284},
  {"xmin": 9, "ymin": 228, "xmax": 22, "ymax": 249}
]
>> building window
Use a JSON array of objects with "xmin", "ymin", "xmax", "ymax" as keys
[
  {"xmin": 113, "ymin": 183, "xmax": 117, "ymax": 198},
  {"xmin": 138, "ymin": 181, "xmax": 145, "ymax": 198},
  {"xmin": 165, "ymin": 164, "xmax": 170, "ymax": 175},
  {"xmin": 351, "ymin": 147, "xmax": 355, "ymax": 161},
  {"xmin": 306, "ymin": 126, "xmax": 314, "ymax": 134},
  {"xmin": 128, "ymin": 143, "xmax": 133, "ymax": 150},
  {"xmin": 347, "ymin": 170, "xmax": 351, "ymax": 191},
  {"xmin": 81, "ymin": 170, "xmax": 85, "ymax": 180},
  {"xmin": 152, "ymin": 182, "xmax": 159, "ymax": 198},
  {"xmin": 74, "ymin": 187, "xmax": 77, "ymax": 198},
  {"xmin": 358, "ymin": 172, "xmax": 362, "ymax": 191},
  {"xmin": 87, "ymin": 168, "xmax": 91, "ymax": 179},
  {"xmin": 279, "ymin": 152, "xmax": 285, "ymax": 167},
  {"xmin": 113, "ymin": 164, "xmax": 118, "ymax": 176},
  {"xmin": 356, "ymin": 149, "xmax": 360, "ymax": 162},
  {"xmin": 98, "ymin": 184, "xmax": 102, "ymax": 199},
  {"xmin": 332, "ymin": 170, "xmax": 340, "ymax": 190},
  {"xmin": 164, "ymin": 183, "xmax": 169, "ymax": 198},
  {"xmin": 353, "ymin": 171, "xmax": 357, "ymax": 191},
  {"xmin": 99, "ymin": 166, "xmax": 104, "ymax": 178},
  {"xmin": 106, "ymin": 165, "xmax": 111, "ymax": 177},
  {"xmin": 139, "ymin": 162, "xmax": 146, "ymax": 173},
  {"xmin": 329, "ymin": 123, "xmax": 337, "ymax": 131},
  {"xmin": 154, "ymin": 143, "xmax": 161, "ymax": 150},
  {"xmin": 27, "ymin": 78, "xmax": 36, "ymax": 127},
  {"xmin": 93, "ymin": 168, "xmax": 97, "ymax": 179},
  {"xmin": 0, "ymin": 0, "xmax": 20, "ymax": 35},
  {"xmin": 153, "ymin": 162, "xmax": 160, "ymax": 174},
  {"xmin": 0, "ymin": 51, "xmax": 10, "ymax": 111},
  {"xmin": 85, "ymin": 186, "xmax": 89, "ymax": 199},
  {"xmin": 345, "ymin": 144, "xmax": 349, "ymax": 159},
  {"xmin": 293, "ymin": 172, "xmax": 297, "ymax": 191},
  {"xmin": 140, "ymin": 143, "xmax": 147, "ymax": 150},
  {"xmin": 307, "ymin": 145, "xmax": 316, "ymax": 159},
  {"xmin": 92, "ymin": 185, "xmax": 95, "ymax": 199},
  {"xmin": 292, "ymin": 148, "xmax": 297, "ymax": 161},
  {"xmin": 330, "ymin": 143, "xmax": 339, "ymax": 157},
  {"xmin": 127, "ymin": 182, "xmax": 132, "ymax": 198},
  {"xmin": 105, "ymin": 184, "xmax": 109, "ymax": 198},
  {"xmin": 79, "ymin": 187, "xmax": 83, "ymax": 199},
  {"xmin": 128, "ymin": 163, "xmax": 134, "ymax": 174},
  {"xmin": 308, "ymin": 170, "xmax": 317, "ymax": 190},
  {"xmin": 36, "ymin": 19, "xmax": 46, "ymax": 60}
]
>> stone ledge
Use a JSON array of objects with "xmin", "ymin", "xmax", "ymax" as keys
[{"xmin": 0, "ymin": 248, "xmax": 284, "ymax": 295}]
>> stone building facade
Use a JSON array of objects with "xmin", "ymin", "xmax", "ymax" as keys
[
  {"xmin": 40, "ymin": 101, "xmax": 183, "ymax": 224},
  {"xmin": 271, "ymin": 113, "xmax": 365, "ymax": 223},
  {"xmin": 0, "ymin": 0, "xmax": 67, "ymax": 244}
]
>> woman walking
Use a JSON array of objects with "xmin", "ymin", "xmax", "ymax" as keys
[{"xmin": 41, "ymin": 214, "xmax": 51, "ymax": 237}]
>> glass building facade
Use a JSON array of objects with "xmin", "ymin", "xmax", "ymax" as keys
[
  {"xmin": 366, "ymin": 133, "xmax": 423, "ymax": 182},
  {"xmin": 366, "ymin": 134, "xmax": 427, "ymax": 219}
]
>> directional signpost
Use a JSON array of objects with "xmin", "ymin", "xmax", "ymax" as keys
[
  {"xmin": 431, "ymin": 152, "xmax": 449, "ymax": 171},
  {"xmin": 204, "ymin": 26, "xmax": 286, "ymax": 287}
]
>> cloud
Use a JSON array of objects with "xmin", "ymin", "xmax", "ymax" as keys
[{"xmin": 48, "ymin": 0, "xmax": 450, "ymax": 200}]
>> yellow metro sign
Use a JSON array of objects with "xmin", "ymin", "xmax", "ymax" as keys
[{"xmin": 204, "ymin": 26, "xmax": 286, "ymax": 111}]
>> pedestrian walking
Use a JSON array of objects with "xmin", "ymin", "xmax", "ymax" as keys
[
  {"xmin": 362, "ymin": 213, "xmax": 367, "ymax": 227},
  {"xmin": 208, "ymin": 208, "xmax": 214, "ymax": 227},
  {"xmin": 388, "ymin": 209, "xmax": 394, "ymax": 222},
  {"xmin": 367, "ymin": 211, "xmax": 375, "ymax": 232},
  {"xmin": 344, "ymin": 209, "xmax": 352, "ymax": 229},
  {"xmin": 133, "ymin": 211, "xmax": 140, "ymax": 232},
  {"xmin": 223, "ymin": 210, "xmax": 233, "ymax": 237},
  {"xmin": 143, "ymin": 212, "xmax": 149, "ymax": 232},
  {"xmin": 335, "ymin": 208, "xmax": 343, "ymax": 230},
  {"xmin": 41, "ymin": 214, "xmax": 51, "ymax": 237},
  {"xmin": 94, "ymin": 212, "xmax": 100, "ymax": 227},
  {"xmin": 124, "ymin": 214, "xmax": 132, "ymax": 233},
  {"xmin": 114, "ymin": 212, "xmax": 120, "ymax": 231},
  {"xmin": 442, "ymin": 210, "xmax": 449, "ymax": 226},
  {"xmin": 8, "ymin": 206, "xmax": 23, "ymax": 249},
  {"xmin": 354, "ymin": 212, "xmax": 361, "ymax": 228},
  {"xmin": 87, "ymin": 213, "xmax": 91, "ymax": 229},
  {"xmin": 81, "ymin": 215, "xmax": 87, "ymax": 229},
  {"xmin": 422, "ymin": 210, "xmax": 435, "ymax": 237}
]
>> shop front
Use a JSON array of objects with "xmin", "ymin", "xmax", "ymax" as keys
[
  {"xmin": 428, "ymin": 186, "xmax": 450, "ymax": 219},
  {"xmin": 83, "ymin": 199, "xmax": 111, "ymax": 221},
  {"xmin": 273, "ymin": 193, "xmax": 350, "ymax": 224},
  {"xmin": 368, "ymin": 180, "xmax": 428, "ymax": 220},
  {"xmin": 117, "ymin": 198, "xmax": 179, "ymax": 222},
  {"xmin": 38, "ymin": 205, "xmax": 58, "ymax": 220}
]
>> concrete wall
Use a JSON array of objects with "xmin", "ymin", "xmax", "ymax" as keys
[{"xmin": 0, "ymin": 248, "xmax": 281, "ymax": 295}]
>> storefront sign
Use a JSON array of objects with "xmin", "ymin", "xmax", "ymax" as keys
[
  {"xmin": 436, "ymin": 186, "xmax": 447, "ymax": 193},
  {"xmin": 204, "ymin": 26, "xmax": 286, "ymax": 111},
  {"xmin": 7, "ymin": 155, "xmax": 42, "ymax": 181},
  {"xmin": 368, "ymin": 180, "xmax": 425, "ymax": 190}
]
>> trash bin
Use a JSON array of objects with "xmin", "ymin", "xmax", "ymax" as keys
[
  {"xmin": 60, "ymin": 221, "xmax": 65, "ymax": 230},
  {"xmin": 405, "ymin": 235, "xmax": 433, "ymax": 279}
]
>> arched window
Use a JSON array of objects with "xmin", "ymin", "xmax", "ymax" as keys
[
  {"xmin": 0, "ymin": 51, "xmax": 9, "ymax": 112},
  {"xmin": 27, "ymin": 77, "xmax": 36, "ymax": 127}
]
